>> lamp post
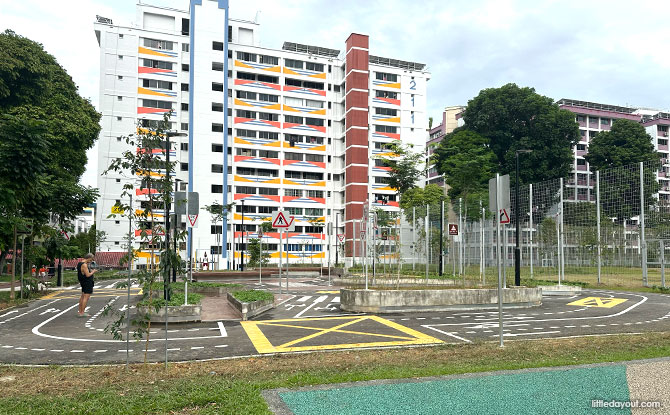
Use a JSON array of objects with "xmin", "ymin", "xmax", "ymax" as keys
[
  {"xmin": 240, "ymin": 199, "xmax": 245, "ymax": 271},
  {"xmin": 514, "ymin": 149, "xmax": 532, "ymax": 286},
  {"xmin": 164, "ymin": 130, "xmax": 186, "ymax": 301},
  {"xmin": 172, "ymin": 178, "xmax": 182, "ymax": 283}
]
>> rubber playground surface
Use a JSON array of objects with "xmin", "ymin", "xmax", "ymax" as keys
[{"xmin": 264, "ymin": 358, "xmax": 670, "ymax": 415}]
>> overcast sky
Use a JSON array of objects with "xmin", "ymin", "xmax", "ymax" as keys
[{"xmin": 2, "ymin": 0, "xmax": 670, "ymax": 187}]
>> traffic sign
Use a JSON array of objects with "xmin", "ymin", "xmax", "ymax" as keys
[
  {"xmin": 337, "ymin": 234, "xmax": 345, "ymax": 243},
  {"xmin": 187, "ymin": 214, "xmax": 199, "ymax": 228},
  {"xmin": 488, "ymin": 174, "xmax": 510, "ymax": 213},
  {"xmin": 174, "ymin": 192, "xmax": 199, "ymax": 215},
  {"xmin": 360, "ymin": 231, "xmax": 366, "ymax": 239},
  {"xmin": 499, "ymin": 209, "xmax": 510, "ymax": 224},
  {"xmin": 111, "ymin": 205, "xmax": 124, "ymax": 214},
  {"xmin": 448, "ymin": 224, "xmax": 459, "ymax": 235},
  {"xmin": 272, "ymin": 211, "xmax": 290, "ymax": 228}
]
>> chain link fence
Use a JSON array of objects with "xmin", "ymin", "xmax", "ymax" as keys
[{"xmin": 351, "ymin": 160, "xmax": 668, "ymax": 289}]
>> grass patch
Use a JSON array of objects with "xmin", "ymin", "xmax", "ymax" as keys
[
  {"xmin": 138, "ymin": 292, "xmax": 203, "ymax": 307},
  {"xmin": 1, "ymin": 332, "xmax": 670, "ymax": 414},
  {"xmin": 232, "ymin": 290, "xmax": 274, "ymax": 303}
]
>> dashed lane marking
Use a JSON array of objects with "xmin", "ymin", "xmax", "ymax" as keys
[{"xmin": 241, "ymin": 315, "xmax": 443, "ymax": 354}]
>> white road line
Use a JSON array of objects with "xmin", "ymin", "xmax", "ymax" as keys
[
  {"xmin": 502, "ymin": 331, "xmax": 560, "ymax": 337},
  {"xmin": 0, "ymin": 299, "xmax": 60, "ymax": 324},
  {"xmin": 191, "ymin": 346, "xmax": 204, "ymax": 350},
  {"xmin": 94, "ymin": 350, "xmax": 107, "ymax": 353},
  {"xmin": 15, "ymin": 347, "xmax": 27, "ymax": 350},
  {"xmin": 118, "ymin": 349, "xmax": 133, "ymax": 352},
  {"xmin": 217, "ymin": 321, "xmax": 227, "ymax": 337},
  {"xmin": 297, "ymin": 296, "xmax": 312, "ymax": 302},
  {"xmin": 50, "ymin": 350, "xmax": 63, "ymax": 352},
  {"xmin": 187, "ymin": 328, "xmax": 199, "ymax": 332},
  {"xmin": 294, "ymin": 295, "xmax": 327, "ymax": 318},
  {"xmin": 2, "ymin": 345, "xmax": 13, "ymax": 348},
  {"xmin": 422, "ymin": 326, "xmax": 472, "ymax": 343},
  {"xmin": 167, "ymin": 348, "xmax": 180, "ymax": 351},
  {"xmin": 565, "ymin": 325, "xmax": 576, "ymax": 328},
  {"xmin": 70, "ymin": 350, "xmax": 85, "ymax": 353},
  {"xmin": 31, "ymin": 348, "xmax": 45, "ymax": 351},
  {"xmin": 214, "ymin": 345, "xmax": 228, "ymax": 348},
  {"xmin": 104, "ymin": 283, "xmax": 117, "ymax": 289}
]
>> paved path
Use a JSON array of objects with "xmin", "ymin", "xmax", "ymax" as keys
[
  {"xmin": 264, "ymin": 358, "xmax": 670, "ymax": 414},
  {"xmin": 0, "ymin": 277, "xmax": 669, "ymax": 365}
]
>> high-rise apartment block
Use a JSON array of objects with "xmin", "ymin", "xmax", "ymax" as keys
[{"xmin": 93, "ymin": 1, "xmax": 429, "ymax": 267}]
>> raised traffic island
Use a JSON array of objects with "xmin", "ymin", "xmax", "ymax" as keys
[{"xmin": 340, "ymin": 287, "xmax": 542, "ymax": 313}]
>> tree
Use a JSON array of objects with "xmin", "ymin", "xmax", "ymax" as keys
[
  {"xmin": 247, "ymin": 238, "xmax": 270, "ymax": 267},
  {"xmin": 463, "ymin": 83, "xmax": 580, "ymax": 184},
  {"xmin": 432, "ymin": 128, "xmax": 495, "ymax": 218},
  {"xmin": 380, "ymin": 142, "xmax": 424, "ymax": 195},
  {"xmin": 204, "ymin": 201, "xmax": 234, "ymax": 266},
  {"xmin": 0, "ymin": 30, "xmax": 100, "ymax": 294},
  {"xmin": 586, "ymin": 119, "xmax": 660, "ymax": 221}
]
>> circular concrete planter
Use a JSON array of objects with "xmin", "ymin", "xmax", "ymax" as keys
[{"xmin": 340, "ymin": 287, "xmax": 542, "ymax": 313}]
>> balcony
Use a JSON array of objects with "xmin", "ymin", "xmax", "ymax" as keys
[
  {"xmin": 576, "ymin": 164, "xmax": 588, "ymax": 171},
  {"xmin": 659, "ymin": 131, "xmax": 669, "ymax": 137},
  {"xmin": 659, "ymin": 144, "xmax": 669, "ymax": 151},
  {"xmin": 576, "ymin": 150, "xmax": 587, "ymax": 157}
]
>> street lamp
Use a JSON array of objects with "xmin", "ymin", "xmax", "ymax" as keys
[
  {"xmin": 515, "ymin": 149, "xmax": 532, "ymax": 286},
  {"xmin": 240, "ymin": 199, "xmax": 245, "ymax": 271}
]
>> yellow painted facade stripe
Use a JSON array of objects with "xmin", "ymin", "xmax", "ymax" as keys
[
  {"xmin": 241, "ymin": 315, "xmax": 442, "ymax": 354},
  {"xmin": 567, "ymin": 296, "xmax": 628, "ymax": 308}
]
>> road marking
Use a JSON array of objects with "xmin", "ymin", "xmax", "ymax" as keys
[
  {"xmin": 31, "ymin": 348, "xmax": 45, "ymax": 351},
  {"xmin": 502, "ymin": 331, "xmax": 560, "ymax": 337},
  {"xmin": 0, "ymin": 299, "xmax": 60, "ymax": 324},
  {"xmin": 217, "ymin": 321, "xmax": 227, "ymax": 337},
  {"xmin": 2, "ymin": 346, "xmax": 13, "ymax": 348},
  {"xmin": 333, "ymin": 296, "xmax": 340, "ymax": 303},
  {"xmin": 567, "ymin": 297, "xmax": 628, "ymax": 308},
  {"xmin": 191, "ymin": 346, "xmax": 204, "ymax": 350},
  {"xmin": 294, "ymin": 295, "xmax": 327, "ymax": 318},
  {"xmin": 71, "ymin": 350, "xmax": 85, "ymax": 353},
  {"xmin": 118, "ymin": 349, "xmax": 133, "ymax": 352},
  {"xmin": 422, "ymin": 326, "xmax": 472, "ymax": 343},
  {"xmin": 242, "ymin": 315, "xmax": 442, "ymax": 354},
  {"xmin": 167, "ymin": 348, "xmax": 180, "ymax": 351},
  {"xmin": 50, "ymin": 350, "xmax": 63, "ymax": 352},
  {"xmin": 316, "ymin": 291, "xmax": 339, "ymax": 294},
  {"xmin": 15, "ymin": 347, "xmax": 27, "ymax": 350},
  {"xmin": 94, "ymin": 350, "xmax": 107, "ymax": 353},
  {"xmin": 214, "ymin": 345, "xmax": 228, "ymax": 348}
]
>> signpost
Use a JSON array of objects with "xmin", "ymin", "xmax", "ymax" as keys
[
  {"xmin": 448, "ymin": 224, "xmax": 459, "ymax": 235},
  {"xmin": 272, "ymin": 210, "xmax": 294, "ymax": 293},
  {"xmin": 489, "ymin": 174, "xmax": 510, "ymax": 348}
]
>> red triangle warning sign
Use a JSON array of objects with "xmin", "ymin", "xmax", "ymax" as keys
[
  {"xmin": 499, "ymin": 209, "xmax": 510, "ymax": 224},
  {"xmin": 272, "ymin": 211, "xmax": 289, "ymax": 228}
]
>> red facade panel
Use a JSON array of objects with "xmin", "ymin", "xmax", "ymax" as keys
[
  {"xmin": 345, "ymin": 91, "xmax": 368, "ymax": 111},
  {"xmin": 345, "ymin": 203, "xmax": 365, "ymax": 221},
  {"xmin": 345, "ymin": 166, "xmax": 368, "ymax": 185},
  {"xmin": 346, "ymin": 50, "xmax": 369, "ymax": 72},
  {"xmin": 345, "ymin": 72, "xmax": 369, "ymax": 94},
  {"xmin": 345, "ymin": 110, "xmax": 368, "ymax": 129},
  {"xmin": 345, "ymin": 33, "xmax": 369, "ymax": 50},
  {"xmin": 346, "ymin": 147, "xmax": 368, "ymax": 166},
  {"xmin": 345, "ymin": 127, "xmax": 369, "ymax": 147}
]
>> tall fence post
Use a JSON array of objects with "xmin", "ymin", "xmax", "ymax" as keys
[
  {"xmin": 529, "ymin": 183, "xmax": 534, "ymax": 279},
  {"xmin": 480, "ymin": 201, "xmax": 484, "ymax": 284},
  {"xmin": 596, "ymin": 170, "xmax": 601, "ymax": 284},
  {"xmin": 640, "ymin": 162, "xmax": 648, "ymax": 286},
  {"xmin": 425, "ymin": 205, "xmax": 429, "ymax": 284},
  {"xmin": 661, "ymin": 240, "xmax": 666, "ymax": 289},
  {"xmin": 559, "ymin": 177, "xmax": 565, "ymax": 283},
  {"xmin": 412, "ymin": 206, "xmax": 416, "ymax": 272},
  {"xmin": 458, "ymin": 198, "xmax": 463, "ymax": 276}
]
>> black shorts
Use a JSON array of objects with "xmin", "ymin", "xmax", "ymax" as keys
[{"xmin": 79, "ymin": 278, "xmax": 94, "ymax": 294}]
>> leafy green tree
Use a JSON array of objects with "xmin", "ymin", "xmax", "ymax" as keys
[
  {"xmin": 68, "ymin": 224, "xmax": 106, "ymax": 255},
  {"xmin": 380, "ymin": 142, "xmax": 424, "ymax": 194},
  {"xmin": 463, "ymin": 83, "xmax": 580, "ymax": 183},
  {"xmin": 247, "ymin": 238, "xmax": 270, "ymax": 267},
  {"xmin": 586, "ymin": 119, "xmax": 660, "ymax": 221}
]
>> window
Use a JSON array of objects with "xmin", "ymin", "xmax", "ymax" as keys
[
  {"xmin": 577, "ymin": 159, "xmax": 587, "ymax": 165},
  {"xmin": 211, "ymin": 164, "xmax": 223, "ymax": 173},
  {"xmin": 236, "ymin": 72, "xmax": 279, "ymax": 84},
  {"xmin": 236, "ymin": 148, "xmax": 255, "ymax": 156},
  {"xmin": 305, "ymin": 208, "xmax": 323, "ymax": 216},
  {"xmin": 119, "ymin": 34, "xmax": 124, "ymax": 39},
  {"xmin": 601, "ymin": 118, "xmax": 610, "ymax": 125},
  {"xmin": 258, "ymin": 206, "xmax": 274, "ymax": 214},
  {"xmin": 228, "ymin": 25, "xmax": 233, "ymax": 40},
  {"xmin": 212, "ymin": 123, "xmax": 224, "ymax": 132},
  {"xmin": 181, "ymin": 18, "xmax": 190, "ymax": 36},
  {"xmin": 212, "ymin": 82, "xmax": 224, "ymax": 92},
  {"xmin": 375, "ymin": 107, "xmax": 397, "ymax": 116},
  {"xmin": 237, "ymin": 186, "xmax": 256, "ymax": 194},
  {"xmin": 182, "ymin": 63, "xmax": 189, "ymax": 71},
  {"xmin": 375, "ymin": 72, "xmax": 397, "ymax": 82},
  {"xmin": 143, "ymin": 79, "xmax": 173, "ymax": 90},
  {"xmin": 237, "ymin": 129, "xmax": 256, "ymax": 138},
  {"xmin": 212, "ymin": 62, "xmax": 224, "ymax": 71},
  {"xmin": 305, "ymin": 62, "xmax": 324, "ymax": 72},
  {"xmin": 589, "ymin": 117, "xmax": 598, "ymax": 124},
  {"xmin": 375, "ymin": 125, "xmax": 398, "ymax": 134},
  {"xmin": 258, "ymin": 187, "xmax": 278, "ymax": 195},
  {"xmin": 303, "ymin": 80, "xmax": 324, "ymax": 90},
  {"xmin": 285, "ymin": 115, "xmax": 303, "ymax": 124},
  {"xmin": 117, "ymin": 116, "xmax": 122, "ymax": 121},
  {"xmin": 305, "ymin": 99, "xmax": 323, "ymax": 108},
  {"xmin": 182, "ymin": 43, "xmax": 189, "ymax": 52},
  {"xmin": 180, "ymin": 163, "xmax": 188, "ymax": 171},
  {"xmin": 285, "ymin": 171, "xmax": 302, "ymax": 179},
  {"xmin": 258, "ymin": 131, "xmax": 279, "ymax": 140},
  {"xmin": 375, "ymin": 177, "xmax": 390, "ymax": 184},
  {"xmin": 143, "ymin": 38, "xmax": 174, "ymax": 50},
  {"xmin": 116, "ymin": 137, "xmax": 121, "ymax": 142},
  {"xmin": 211, "ymin": 184, "xmax": 223, "ymax": 193},
  {"xmin": 117, "ymin": 96, "xmax": 122, "ymax": 101},
  {"xmin": 285, "ymin": 78, "xmax": 302, "ymax": 87},
  {"xmin": 258, "ymin": 93, "xmax": 278, "ymax": 103},
  {"xmin": 305, "ymin": 154, "xmax": 324, "ymax": 162},
  {"xmin": 237, "ymin": 72, "xmax": 255, "ymax": 81},
  {"xmin": 259, "ymin": 112, "xmax": 278, "ymax": 121},
  {"xmin": 305, "ymin": 117, "xmax": 324, "ymax": 127},
  {"xmin": 180, "ymin": 123, "xmax": 188, "ymax": 131},
  {"xmin": 287, "ymin": 207, "xmax": 303, "ymax": 214},
  {"xmin": 285, "ymin": 152, "xmax": 302, "ymax": 161},
  {"xmin": 258, "ymin": 150, "xmax": 278, "ymax": 158},
  {"xmin": 212, "ymin": 102, "xmax": 223, "ymax": 112},
  {"xmin": 118, "ymin": 55, "xmax": 123, "ymax": 60},
  {"xmin": 576, "ymin": 144, "xmax": 587, "ymax": 151},
  {"xmin": 258, "ymin": 55, "xmax": 278, "ymax": 65},
  {"xmin": 181, "ymin": 143, "xmax": 189, "ymax": 151},
  {"xmin": 118, "ymin": 75, "xmax": 123, "ymax": 80},
  {"xmin": 235, "ymin": 205, "xmax": 256, "ymax": 213},
  {"xmin": 212, "ymin": 41, "xmax": 224, "ymax": 51},
  {"xmin": 334, "ymin": 84, "xmax": 340, "ymax": 92},
  {"xmin": 141, "ymin": 99, "xmax": 172, "ymax": 109},
  {"xmin": 212, "ymin": 143, "xmax": 223, "ymax": 152},
  {"xmin": 236, "ymin": 90, "xmax": 257, "ymax": 100},
  {"xmin": 285, "ymin": 59, "xmax": 303, "ymax": 69},
  {"xmin": 306, "ymin": 190, "xmax": 323, "ymax": 198},
  {"xmin": 236, "ymin": 51, "xmax": 257, "ymax": 62},
  {"xmin": 141, "ymin": 59, "xmax": 172, "ymax": 70},
  {"xmin": 375, "ymin": 90, "xmax": 398, "ymax": 99},
  {"xmin": 181, "ymin": 83, "xmax": 189, "ymax": 92},
  {"xmin": 181, "ymin": 103, "xmax": 189, "ymax": 111},
  {"xmin": 236, "ymin": 110, "xmax": 256, "ymax": 119},
  {"xmin": 258, "ymin": 74, "xmax": 278, "ymax": 84}
]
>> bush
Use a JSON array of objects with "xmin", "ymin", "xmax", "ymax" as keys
[
  {"xmin": 138, "ymin": 291, "xmax": 203, "ymax": 308},
  {"xmin": 232, "ymin": 290, "xmax": 274, "ymax": 303}
]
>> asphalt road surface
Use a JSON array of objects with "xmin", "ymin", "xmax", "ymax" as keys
[{"xmin": 1, "ymin": 277, "xmax": 669, "ymax": 365}]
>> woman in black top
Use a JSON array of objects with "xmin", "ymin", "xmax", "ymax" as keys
[{"xmin": 77, "ymin": 253, "xmax": 97, "ymax": 317}]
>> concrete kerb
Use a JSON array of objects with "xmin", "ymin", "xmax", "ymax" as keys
[
  {"xmin": 340, "ymin": 287, "xmax": 542, "ymax": 313},
  {"xmin": 226, "ymin": 293, "xmax": 275, "ymax": 321},
  {"xmin": 137, "ymin": 304, "xmax": 202, "ymax": 323}
]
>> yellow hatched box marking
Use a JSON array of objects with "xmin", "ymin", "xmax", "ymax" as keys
[
  {"xmin": 567, "ymin": 296, "xmax": 628, "ymax": 308},
  {"xmin": 241, "ymin": 315, "xmax": 442, "ymax": 354}
]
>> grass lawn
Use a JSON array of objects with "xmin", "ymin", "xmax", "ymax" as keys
[{"xmin": 1, "ymin": 332, "xmax": 670, "ymax": 414}]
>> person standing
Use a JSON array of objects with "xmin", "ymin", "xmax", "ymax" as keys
[{"xmin": 77, "ymin": 253, "xmax": 97, "ymax": 317}]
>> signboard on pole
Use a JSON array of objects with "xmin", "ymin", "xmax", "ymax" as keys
[
  {"xmin": 272, "ymin": 210, "xmax": 290, "ymax": 228},
  {"xmin": 489, "ymin": 174, "xmax": 510, "ymax": 213},
  {"xmin": 187, "ymin": 214, "xmax": 198, "ymax": 228},
  {"xmin": 337, "ymin": 234, "xmax": 345, "ymax": 243},
  {"xmin": 111, "ymin": 205, "xmax": 124, "ymax": 214},
  {"xmin": 175, "ymin": 192, "xmax": 199, "ymax": 215},
  {"xmin": 449, "ymin": 224, "xmax": 459, "ymax": 235}
]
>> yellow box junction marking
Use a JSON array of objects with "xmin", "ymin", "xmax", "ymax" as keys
[
  {"xmin": 316, "ymin": 290, "xmax": 339, "ymax": 294},
  {"xmin": 241, "ymin": 315, "xmax": 442, "ymax": 354},
  {"xmin": 567, "ymin": 296, "xmax": 628, "ymax": 308}
]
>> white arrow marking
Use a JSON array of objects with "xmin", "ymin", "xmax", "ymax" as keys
[
  {"xmin": 39, "ymin": 308, "xmax": 61, "ymax": 316},
  {"xmin": 217, "ymin": 321, "xmax": 227, "ymax": 337},
  {"xmin": 294, "ymin": 295, "xmax": 327, "ymax": 318}
]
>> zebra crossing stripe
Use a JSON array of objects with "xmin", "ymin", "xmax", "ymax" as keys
[{"xmin": 297, "ymin": 296, "xmax": 312, "ymax": 302}]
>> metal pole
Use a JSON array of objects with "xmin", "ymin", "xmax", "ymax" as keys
[
  {"xmin": 495, "ymin": 173, "xmax": 504, "ymax": 348},
  {"xmin": 481, "ymin": 203, "xmax": 485, "ymax": 285},
  {"xmin": 365, "ymin": 218, "xmax": 369, "ymax": 291},
  {"xmin": 661, "ymin": 240, "xmax": 666, "ymax": 288},
  {"xmin": 373, "ymin": 212, "xmax": 376, "ymax": 284},
  {"xmin": 126, "ymin": 194, "xmax": 132, "ymax": 370},
  {"xmin": 529, "ymin": 183, "xmax": 534, "ymax": 279},
  {"xmin": 412, "ymin": 206, "xmax": 416, "ymax": 271},
  {"xmin": 596, "ymin": 171, "xmax": 601, "ymax": 284},
  {"xmin": 353, "ymin": 221, "xmax": 357, "ymax": 268},
  {"xmin": 20, "ymin": 235, "xmax": 24, "ymax": 300},
  {"xmin": 278, "ymin": 229, "xmax": 282, "ymax": 294},
  {"xmin": 188, "ymin": 230, "xmax": 193, "ymax": 282},
  {"xmin": 439, "ymin": 199, "xmax": 444, "ymax": 276},
  {"xmin": 560, "ymin": 177, "xmax": 565, "ymax": 283},
  {"xmin": 172, "ymin": 180, "xmax": 179, "ymax": 283},
  {"xmin": 640, "ymin": 162, "xmax": 648, "ymax": 286},
  {"xmin": 259, "ymin": 230, "xmax": 262, "ymax": 284},
  {"xmin": 425, "ymin": 205, "xmax": 429, "ymax": 284},
  {"xmin": 503, "ymin": 226, "xmax": 507, "ymax": 287},
  {"xmin": 458, "ymin": 198, "xmax": 463, "ymax": 276},
  {"xmin": 286, "ymin": 230, "xmax": 289, "ymax": 292},
  {"xmin": 514, "ymin": 152, "xmax": 521, "ymax": 286},
  {"xmin": 240, "ymin": 200, "xmax": 245, "ymax": 271},
  {"xmin": 556, "ymin": 213, "xmax": 561, "ymax": 286},
  {"xmin": 335, "ymin": 213, "xmax": 339, "ymax": 265},
  {"xmin": 328, "ymin": 218, "xmax": 331, "ymax": 286}
]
